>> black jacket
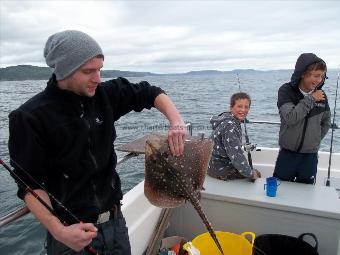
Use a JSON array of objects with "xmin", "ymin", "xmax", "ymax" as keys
[{"xmin": 8, "ymin": 75, "xmax": 164, "ymax": 223}]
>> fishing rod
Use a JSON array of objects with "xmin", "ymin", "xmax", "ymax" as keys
[
  {"xmin": 243, "ymin": 117, "xmax": 260, "ymax": 182},
  {"xmin": 243, "ymin": 119, "xmax": 256, "ymax": 170},
  {"xmin": 326, "ymin": 67, "xmax": 340, "ymax": 187},
  {"xmin": 0, "ymin": 158, "xmax": 100, "ymax": 255},
  {"xmin": 236, "ymin": 74, "xmax": 257, "ymax": 172},
  {"xmin": 236, "ymin": 73, "xmax": 242, "ymax": 91},
  {"xmin": 0, "ymin": 159, "xmax": 60, "ymax": 218}
]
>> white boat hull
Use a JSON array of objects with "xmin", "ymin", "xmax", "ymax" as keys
[{"xmin": 121, "ymin": 147, "xmax": 340, "ymax": 255}]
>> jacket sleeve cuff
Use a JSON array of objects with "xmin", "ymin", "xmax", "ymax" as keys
[{"xmin": 306, "ymin": 94, "xmax": 316, "ymax": 106}]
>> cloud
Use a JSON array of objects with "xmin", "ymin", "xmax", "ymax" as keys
[{"xmin": 1, "ymin": 1, "xmax": 339, "ymax": 73}]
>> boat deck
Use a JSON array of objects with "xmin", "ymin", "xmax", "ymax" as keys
[
  {"xmin": 117, "ymin": 135, "xmax": 340, "ymax": 255},
  {"xmin": 166, "ymin": 176, "xmax": 340, "ymax": 255},
  {"xmin": 202, "ymin": 176, "xmax": 340, "ymax": 219}
]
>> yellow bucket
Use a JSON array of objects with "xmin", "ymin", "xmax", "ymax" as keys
[{"xmin": 192, "ymin": 231, "xmax": 255, "ymax": 255}]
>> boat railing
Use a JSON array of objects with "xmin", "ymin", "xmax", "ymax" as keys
[
  {"xmin": 246, "ymin": 119, "xmax": 339, "ymax": 129},
  {"xmin": 0, "ymin": 120, "xmax": 338, "ymax": 228}
]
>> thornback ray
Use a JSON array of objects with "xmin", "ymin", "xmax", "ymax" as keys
[{"xmin": 144, "ymin": 134, "xmax": 224, "ymax": 255}]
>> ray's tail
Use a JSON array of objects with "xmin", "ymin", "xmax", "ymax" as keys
[{"xmin": 188, "ymin": 195, "xmax": 224, "ymax": 255}]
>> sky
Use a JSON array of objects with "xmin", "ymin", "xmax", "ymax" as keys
[{"xmin": 0, "ymin": 0, "xmax": 339, "ymax": 73}]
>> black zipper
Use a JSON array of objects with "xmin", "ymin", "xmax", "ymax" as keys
[{"xmin": 82, "ymin": 101, "xmax": 102, "ymax": 212}]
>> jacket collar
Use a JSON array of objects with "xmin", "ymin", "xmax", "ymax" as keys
[{"xmin": 45, "ymin": 74, "xmax": 84, "ymax": 103}]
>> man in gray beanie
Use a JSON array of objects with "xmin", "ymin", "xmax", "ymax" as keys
[
  {"xmin": 44, "ymin": 30, "xmax": 104, "ymax": 81},
  {"xmin": 8, "ymin": 30, "xmax": 187, "ymax": 254}
]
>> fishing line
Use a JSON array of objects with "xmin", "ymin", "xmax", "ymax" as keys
[
  {"xmin": 326, "ymin": 66, "xmax": 340, "ymax": 187},
  {"xmin": 0, "ymin": 159, "xmax": 100, "ymax": 255}
]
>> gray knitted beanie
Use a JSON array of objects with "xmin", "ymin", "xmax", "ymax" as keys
[{"xmin": 44, "ymin": 30, "xmax": 103, "ymax": 80}]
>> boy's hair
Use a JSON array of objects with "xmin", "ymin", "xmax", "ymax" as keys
[
  {"xmin": 304, "ymin": 60, "xmax": 327, "ymax": 75},
  {"xmin": 230, "ymin": 92, "xmax": 251, "ymax": 107}
]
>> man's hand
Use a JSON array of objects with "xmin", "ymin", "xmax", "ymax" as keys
[
  {"xmin": 153, "ymin": 93, "xmax": 187, "ymax": 156},
  {"xmin": 311, "ymin": 90, "xmax": 325, "ymax": 102},
  {"xmin": 53, "ymin": 223, "xmax": 98, "ymax": 252},
  {"xmin": 168, "ymin": 122, "xmax": 187, "ymax": 156}
]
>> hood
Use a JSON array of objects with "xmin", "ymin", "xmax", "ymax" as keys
[
  {"xmin": 210, "ymin": 112, "xmax": 238, "ymax": 130},
  {"xmin": 290, "ymin": 53, "xmax": 327, "ymax": 89}
]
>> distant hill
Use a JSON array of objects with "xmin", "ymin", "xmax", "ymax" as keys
[
  {"xmin": 0, "ymin": 65, "xmax": 53, "ymax": 81},
  {"xmin": 0, "ymin": 65, "xmax": 296, "ymax": 81},
  {"xmin": 230, "ymin": 69, "xmax": 258, "ymax": 73},
  {"xmin": 182, "ymin": 69, "xmax": 262, "ymax": 75},
  {"xmin": 0, "ymin": 65, "xmax": 160, "ymax": 81},
  {"xmin": 184, "ymin": 70, "xmax": 225, "ymax": 75},
  {"xmin": 101, "ymin": 70, "xmax": 158, "ymax": 78}
]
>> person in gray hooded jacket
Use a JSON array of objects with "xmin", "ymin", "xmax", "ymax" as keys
[
  {"xmin": 273, "ymin": 53, "xmax": 331, "ymax": 184},
  {"xmin": 207, "ymin": 92, "xmax": 261, "ymax": 181}
]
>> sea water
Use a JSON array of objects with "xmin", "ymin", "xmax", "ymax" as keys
[{"xmin": 0, "ymin": 71, "xmax": 339, "ymax": 254}]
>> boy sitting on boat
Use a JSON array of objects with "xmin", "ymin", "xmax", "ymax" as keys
[{"xmin": 207, "ymin": 92, "xmax": 261, "ymax": 182}]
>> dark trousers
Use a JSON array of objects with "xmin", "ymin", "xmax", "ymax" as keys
[
  {"xmin": 46, "ymin": 211, "xmax": 131, "ymax": 255},
  {"xmin": 273, "ymin": 149, "xmax": 318, "ymax": 184}
]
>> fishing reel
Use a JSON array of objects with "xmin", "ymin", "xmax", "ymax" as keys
[{"xmin": 243, "ymin": 142, "xmax": 256, "ymax": 153}]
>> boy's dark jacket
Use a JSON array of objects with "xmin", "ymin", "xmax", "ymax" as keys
[
  {"xmin": 277, "ymin": 53, "xmax": 331, "ymax": 153},
  {"xmin": 8, "ymin": 75, "xmax": 164, "ymax": 223}
]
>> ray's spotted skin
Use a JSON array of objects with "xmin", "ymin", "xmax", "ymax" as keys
[{"xmin": 144, "ymin": 135, "xmax": 224, "ymax": 255}]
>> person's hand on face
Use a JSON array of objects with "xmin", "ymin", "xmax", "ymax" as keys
[{"xmin": 311, "ymin": 90, "xmax": 325, "ymax": 102}]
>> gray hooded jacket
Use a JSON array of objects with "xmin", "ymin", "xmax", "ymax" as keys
[
  {"xmin": 277, "ymin": 53, "xmax": 331, "ymax": 153},
  {"xmin": 208, "ymin": 112, "xmax": 252, "ymax": 179}
]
